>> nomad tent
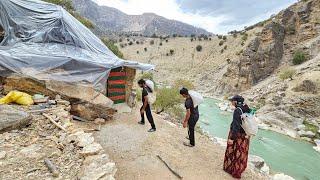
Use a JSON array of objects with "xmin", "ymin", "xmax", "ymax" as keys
[{"xmin": 0, "ymin": 0, "xmax": 154, "ymax": 104}]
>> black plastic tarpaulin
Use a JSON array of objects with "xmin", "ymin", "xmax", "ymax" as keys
[{"xmin": 0, "ymin": 0, "xmax": 154, "ymax": 90}]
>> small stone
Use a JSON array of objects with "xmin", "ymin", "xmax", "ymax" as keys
[
  {"xmin": 249, "ymin": 155, "xmax": 265, "ymax": 169},
  {"xmin": 94, "ymin": 118, "xmax": 106, "ymax": 125},
  {"xmin": 0, "ymin": 151, "xmax": 7, "ymax": 159},
  {"xmin": 272, "ymin": 173, "xmax": 295, "ymax": 180},
  {"xmin": 260, "ymin": 163, "xmax": 270, "ymax": 175},
  {"xmin": 67, "ymin": 131, "xmax": 94, "ymax": 147},
  {"xmin": 48, "ymin": 100, "xmax": 57, "ymax": 105},
  {"xmin": 57, "ymin": 100, "xmax": 70, "ymax": 106},
  {"xmin": 80, "ymin": 143, "xmax": 103, "ymax": 157},
  {"xmin": 55, "ymin": 95, "xmax": 61, "ymax": 100},
  {"xmin": 20, "ymin": 144, "xmax": 42, "ymax": 158}
]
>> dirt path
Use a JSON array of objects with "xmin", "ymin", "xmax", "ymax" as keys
[{"xmin": 94, "ymin": 109, "xmax": 266, "ymax": 180}]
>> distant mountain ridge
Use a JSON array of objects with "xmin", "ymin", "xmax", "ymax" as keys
[{"xmin": 72, "ymin": 0, "xmax": 211, "ymax": 36}]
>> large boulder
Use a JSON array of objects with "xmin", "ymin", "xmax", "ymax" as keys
[
  {"xmin": 3, "ymin": 74, "xmax": 116, "ymax": 120},
  {"xmin": 0, "ymin": 105, "xmax": 32, "ymax": 133}
]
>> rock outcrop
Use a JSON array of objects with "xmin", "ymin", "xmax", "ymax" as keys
[
  {"xmin": 218, "ymin": 22, "xmax": 285, "ymax": 93},
  {"xmin": 0, "ymin": 105, "xmax": 32, "ymax": 133}
]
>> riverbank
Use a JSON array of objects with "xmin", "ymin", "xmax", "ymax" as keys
[
  {"xmin": 216, "ymin": 99, "xmax": 320, "ymax": 151},
  {"xmin": 200, "ymin": 98, "xmax": 320, "ymax": 179}
]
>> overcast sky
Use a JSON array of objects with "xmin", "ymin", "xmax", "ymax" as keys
[{"xmin": 94, "ymin": 0, "xmax": 297, "ymax": 34}]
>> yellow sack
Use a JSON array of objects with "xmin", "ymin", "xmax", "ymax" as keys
[{"xmin": 0, "ymin": 91, "xmax": 34, "ymax": 106}]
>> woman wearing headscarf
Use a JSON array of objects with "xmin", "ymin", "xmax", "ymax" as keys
[{"xmin": 223, "ymin": 95, "xmax": 251, "ymax": 179}]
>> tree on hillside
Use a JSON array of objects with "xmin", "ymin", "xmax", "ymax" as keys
[
  {"xmin": 43, "ymin": 0, "xmax": 94, "ymax": 29},
  {"xmin": 196, "ymin": 45, "xmax": 202, "ymax": 52},
  {"xmin": 101, "ymin": 38, "xmax": 124, "ymax": 58}
]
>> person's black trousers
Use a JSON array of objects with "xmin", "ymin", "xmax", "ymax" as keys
[
  {"xmin": 188, "ymin": 115, "xmax": 199, "ymax": 146},
  {"xmin": 140, "ymin": 105, "xmax": 156, "ymax": 129}
]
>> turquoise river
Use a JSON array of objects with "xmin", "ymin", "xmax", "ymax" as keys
[{"xmin": 198, "ymin": 98, "xmax": 320, "ymax": 180}]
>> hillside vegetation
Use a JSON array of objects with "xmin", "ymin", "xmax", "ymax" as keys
[{"xmin": 119, "ymin": 0, "xmax": 320, "ymax": 142}]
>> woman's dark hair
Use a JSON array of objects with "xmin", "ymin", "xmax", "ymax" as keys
[
  {"xmin": 180, "ymin": 87, "xmax": 189, "ymax": 95},
  {"xmin": 138, "ymin": 79, "xmax": 146, "ymax": 85}
]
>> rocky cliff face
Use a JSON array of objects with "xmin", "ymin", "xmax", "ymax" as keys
[
  {"xmin": 71, "ymin": 0, "xmax": 210, "ymax": 36},
  {"xmin": 214, "ymin": 0, "xmax": 320, "ymax": 94},
  {"xmin": 219, "ymin": 22, "xmax": 285, "ymax": 93},
  {"xmin": 206, "ymin": 0, "xmax": 320, "ymax": 140}
]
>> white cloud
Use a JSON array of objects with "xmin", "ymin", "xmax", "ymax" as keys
[{"xmin": 95, "ymin": 0, "xmax": 229, "ymax": 34}]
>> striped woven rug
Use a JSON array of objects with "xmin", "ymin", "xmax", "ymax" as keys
[{"xmin": 107, "ymin": 69, "xmax": 126, "ymax": 104}]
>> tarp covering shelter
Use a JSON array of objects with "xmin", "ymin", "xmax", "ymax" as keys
[{"xmin": 0, "ymin": 0, "xmax": 154, "ymax": 90}]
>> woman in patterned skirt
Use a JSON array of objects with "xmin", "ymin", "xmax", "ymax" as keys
[{"xmin": 223, "ymin": 95, "xmax": 250, "ymax": 179}]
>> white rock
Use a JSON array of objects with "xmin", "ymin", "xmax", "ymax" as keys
[
  {"xmin": 258, "ymin": 123, "xmax": 270, "ymax": 130},
  {"xmin": 248, "ymin": 155, "xmax": 265, "ymax": 168},
  {"xmin": 285, "ymin": 129, "xmax": 297, "ymax": 139},
  {"xmin": 260, "ymin": 163, "xmax": 270, "ymax": 175},
  {"xmin": 80, "ymin": 143, "xmax": 103, "ymax": 157},
  {"xmin": 298, "ymin": 130, "xmax": 315, "ymax": 138},
  {"xmin": 68, "ymin": 131, "xmax": 94, "ymax": 147},
  {"xmin": 296, "ymin": 124, "xmax": 305, "ymax": 131},
  {"xmin": 0, "ymin": 151, "xmax": 6, "ymax": 159},
  {"xmin": 80, "ymin": 154, "xmax": 116, "ymax": 180},
  {"xmin": 313, "ymin": 146, "xmax": 320, "ymax": 153},
  {"xmin": 214, "ymin": 137, "xmax": 227, "ymax": 148},
  {"xmin": 314, "ymin": 139, "xmax": 320, "ymax": 146},
  {"xmin": 94, "ymin": 118, "xmax": 106, "ymax": 125},
  {"xmin": 20, "ymin": 144, "xmax": 42, "ymax": 158},
  {"xmin": 272, "ymin": 173, "xmax": 295, "ymax": 180}
]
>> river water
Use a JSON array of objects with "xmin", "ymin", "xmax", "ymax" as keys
[{"xmin": 198, "ymin": 98, "xmax": 320, "ymax": 180}]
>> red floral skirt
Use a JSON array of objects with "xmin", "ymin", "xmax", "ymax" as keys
[{"xmin": 223, "ymin": 131, "xmax": 250, "ymax": 179}]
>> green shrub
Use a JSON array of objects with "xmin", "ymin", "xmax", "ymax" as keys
[
  {"xmin": 128, "ymin": 41, "xmax": 133, "ymax": 45},
  {"xmin": 153, "ymin": 88, "xmax": 182, "ymax": 112},
  {"xmin": 196, "ymin": 45, "xmax": 202, "ymax": 52},
  {"xmin": 173, "ymin": 79, "xmax": 194, "ymax": 90},
  {"xmin": 170, "ymin": 49, "xmax": 174, "ymax": 55},
  {"xmin": 224, "ymin": 45, "xmax": 228, "ymax": 50},
  {"xmin": 223, "ymin": 36, "xmax": 227, "ymax": 41},
  {"xmin": 101, "ymin": 38, "xmax": 124, "ymax": 58},
  {"xmin": 242, "ymin": 33, "xmax": 248, "ymax": 41},
  {"xmin": 168, "ymin": 105, "xmax": 185, "ymax": 120},
  {"xmin": 292, "ymin": 51, "xmax": 307, "ymax": 65},
  {"xmin": 139, "ymin": 72, "xmax": 154, "ymax": 81},
  {"xmin": 137, "ymin": 51, "xmax": 139, "ymax": 54},
  {"xmin": 150, "ymin": 40, "xmax": 155, "ymax": 45},
  {"xmin": 144, "ymin": 47, "xmax": 147, "ymax": 52},
  {"xmin": 159, "ymin": 42, "xmax": 163, "ymax": 46},
  {"xmin": 279, "ymin": 67, "xmax": 296, "ymax": 80},
  {"xmin": 218, "ymin": 35, "xmax": 223, "ymax": 39},
  {"xmin": 219, "ymin": 40, "xmax": 224, "ymax": 46}
]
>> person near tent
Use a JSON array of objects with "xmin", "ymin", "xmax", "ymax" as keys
[
  {"xmin": 223, "ymin": 95, "xmax": 251, "ymax": 179},
  {"xmin": 138, "ymin": 79, "xmax": 156, "ymax": 132},
  {"xmin": 180, "ymin": 87, "xmax": 199, "ymax": 147}
]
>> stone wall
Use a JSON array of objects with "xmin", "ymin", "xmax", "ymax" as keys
[{"xmin": 124, "ymin": 67, "xmax": 136, "ymax": 104}]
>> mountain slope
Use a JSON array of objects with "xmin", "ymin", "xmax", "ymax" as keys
[
  {"xmin": 72, "ymin": 0, "xmax": 210, "ymax": 36},
  {"xmin": 118, "ymin": 0, "xmax": 320, "ymax": 142}
]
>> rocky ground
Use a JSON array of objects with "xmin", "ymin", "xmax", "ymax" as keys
[
  {"xmin": 0, "ymin": 95, "xmax": 116, "ymax": 180},
  {"xmin": 94, "ymin": 107, "xmax": 267, "ymax": 180}
]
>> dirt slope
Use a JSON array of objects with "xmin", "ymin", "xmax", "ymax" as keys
[{"xmin": 94, "ymin": 109, "xmax": 266, "ymax": 180}]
